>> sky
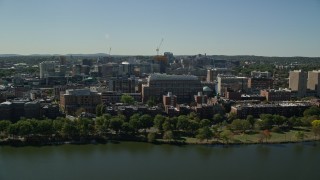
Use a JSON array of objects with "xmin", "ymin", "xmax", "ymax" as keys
[{"xmin": 0, "ymin": 0, "xmax": 320, "ymax": 56}]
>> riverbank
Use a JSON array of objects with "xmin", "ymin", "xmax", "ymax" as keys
[{"xmin": 1, "ymin": 129, "xmax": 319, "ymax": 147}]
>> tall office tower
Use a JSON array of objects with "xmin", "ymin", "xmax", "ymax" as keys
[
  {"xmin": 39, "ymin": 61, "xmax": 56, "ymax": 79},
  {"xmin": 289, "ymin": 70, "xmax": 307, "ymax": 97},
  {"xmin": 307, "ymin": 70, "xmax": 320, "ymax": 96}
]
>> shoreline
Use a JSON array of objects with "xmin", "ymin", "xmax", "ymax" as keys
[{"xmin": 1, "ymin": 137, "xmax": 319, "ymax": 147}]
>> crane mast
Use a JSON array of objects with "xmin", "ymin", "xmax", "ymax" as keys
[{"xmin": 156, "ymin": 38, "xmax": 164, "ymax": 56}]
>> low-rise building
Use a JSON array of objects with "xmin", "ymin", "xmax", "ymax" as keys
[
  {"xmin": 60, "ymin": 89, "xmax": 101, "ymax": 115},
  {"xmin": 260, "ymin": 89, "xmax": 291, "ymax": 101},
  {"xmin": 231, "ymin": 102, "xmax": 311, "ymax": 118}
]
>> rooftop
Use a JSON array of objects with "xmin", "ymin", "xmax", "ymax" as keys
[{"xmin": 149, "ymin": 73, "xmax": 198, "ymax": 81}]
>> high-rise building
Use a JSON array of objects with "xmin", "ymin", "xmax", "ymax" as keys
[
  {"xmin": 307, "ymin": 70, "xmax": 320, "ymax": 96},
  {"xmin": 206, "ymin": 68, "xmax": 233, "ymax": 82},
  {"xmin": 39, "ymin": 61, "xmax": 56, "ymax": 79},
  {"xmin": 289, "ymin": 70, "xmax": 307, "ymax": 97},
  {"xmin": 164, "ymin": 52, "xmax": 174, "ymax": 64}
]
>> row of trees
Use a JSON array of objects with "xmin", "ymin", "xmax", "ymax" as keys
[{"xmin": 1, "ymin": 106, "xmax": 320, "ymax": 144}]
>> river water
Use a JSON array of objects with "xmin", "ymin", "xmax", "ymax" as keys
[{"xmin": 1, "ymin": 142, "xmax": 319, "ymax": 180}]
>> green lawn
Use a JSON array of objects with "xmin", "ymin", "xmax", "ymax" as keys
[{"xmin": 180, "ymin": 127, "xmax": 318, "ymax": 144}]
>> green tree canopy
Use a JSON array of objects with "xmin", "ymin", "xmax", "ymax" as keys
[
  {"xmin": 196, "ymin": 126, "xmax": 213, "ymax": 142},
  {"xmin": 153, "ymin": 114, "xmax": 166, "ymax": 131},
  {"xmin": 304, "ymin": 106, "xmax": 320, "ymax": 117},
  {"xmin": 120, "ymin": 94, "xmax": 135, "ymax": 105}
]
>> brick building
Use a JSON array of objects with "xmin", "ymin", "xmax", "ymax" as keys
[{"xmin": 60, "ymin": 89, "xmax": 101, "ymax": 115}]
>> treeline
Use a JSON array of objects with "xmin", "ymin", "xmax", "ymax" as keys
[
  {"xmin": 1, "ymin": 106, "xmax": 320, "ymax": 145},
  {"xmin": 0, "ymin": 113, "xmax": 219, "ymax": 143}
]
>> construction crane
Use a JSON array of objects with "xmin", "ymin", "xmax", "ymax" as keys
[{"xmin": 156, "ymin": 38, "xmax": 164, "ymax": 56}]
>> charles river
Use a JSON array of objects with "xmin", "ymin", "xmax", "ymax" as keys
[{"xmin": 1, "ymin": 142, "xmax": 320, "ymax": 180}]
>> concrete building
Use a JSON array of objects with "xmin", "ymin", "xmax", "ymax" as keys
[
  {"xmin": 251, "ymin": 71, "xmax": 272, "ymax": 78},
  {"xmin": 101, "ymin": 63, "xmax": 119, "ymax": 78},
  {"xmin": 108, "ymin": 76, "xmax": 136, "ymax": 93},
  {"xmin": 142, "ymin": 73, "xmax": 202, "ymax": 103},
  {"xmin": 164, "ymin": 52, "xmax": 174, "ymax": 64},
  {"xmin": 60, "ymin": 89, "xmax": 101, "ymax": 115},
  {"xmin": 217, "ymin": 75, "xmax": 248, "ymax": 96},
  {"xmin": 289, "ymin": 70, "xmax": 307, "ymax": 97},
  {"xmin": 39, "ymin": 61, "xmax": 56, "ymax": 79},
  {"xmin": 307, "ymin": 70, "xmax": 320, "ymax": 96},
  {"xmin": 206, "ymin": 68, "xmax": 233, "ymax": 82}
]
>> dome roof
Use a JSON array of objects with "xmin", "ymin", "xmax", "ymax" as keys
[{"xmin": 203, "ymin": 86, "xmax": 213, "ymax": 92}]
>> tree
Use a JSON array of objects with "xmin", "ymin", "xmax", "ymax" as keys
[
  {"xmin": 110, "ymin": 117, "xmax": 124, "ymax": 134},
  {"xmin": 146, "ymin": 96, "xmax": 156, "ymax": 107},
  {"xmin": 227, "ymin": 112, "xmax": 237, "ymax": 122},
  {"xmin": 246, "ymin": 115, "xmax": 255, "ymax": 129},
  {"xmin": 17, "ymin": 120, "xmax": 34, "ymax": 138},
  {"xmin": 303, "ymin": 106, "xmax": 320, "ymax": 117},
  {"xmin": 129, "ymin": 114, "xmax": 141, "ymax": 133},
  {"xmin": 147, "ymin": 132, "xmax": 157, "ymax": 143},
  {"xmin": 37, "ymin": 119, "xmax": 53, "ymax": 136},
  {"xmin": 163, "ymin": 131, "xmax": 174, "ymax": 142},
  {"xmin": 8, "ymin": 123, "xmax": 19, "ymax": 138},
  {"xmin": 311, "ymin": 120, "xmax": 320, "ymax": 139},
  {"xmin": 187, "ymin": 120, "xmax": 200, "ymax": 135},
  {"xmin": 95, "ymin": 116, "xmax": 110, "ymax": 136},
  {"xmin": 295, "ymin": 131, "xmax": 305, "ymax": 141},
  {"xmin": 188, "ymin": 112, "xmax": 200, "ymax": 122},
  {"xmin": 288, "ymin": 116, "xmax": 303, "ymax": 127},
  {"xmin": 272, "ymin": 115, "xmax": 287, "ymax": 127},
  {"xmin": 177, "ymin": 115, "xmax": 189, "ymax": 131},
  {"xmin": 53, "ymin": 118, "xmax": 66, "ymax": 135},
  {"xmin": 200, "ymin": 119, "xmax": 211, "ymax": 128},
  {"xmin": 153, "ymin": 114, "xmax": 165, "ymax": 132},
  {"xmin": 96, "ymin": 104, "xmax": 105, "ymax": 117},
  {"xmin": 76, "ymin": 118, "xmax": 94, "ymax": 137},
  {"xmin": 196, "ymin": 126, "xmax": 213, "ymax": 142},
  {"xmin": 220, "ymin": 129, "xmax": 233, "ymax": 144},
  {"xmin": 0, "ymin": 120, "xmax": 11, "ymax": 136},
  {"xmin": 62, "ymin": 120, "xmax": 79, "ymax": 138},
  {"xmin": 213, "ymin": 114, "xmax": 223, "ymax": 124},
  {"xmin": 120, "ymin": 94, "xmax": 135, "ymax": 105},
  {"xmin": 121, "ymin": 122, "xmax": 134, "ymax": 135},
  {"xmin": 258, "ymin": 114, "xmax": 273, "ymax": 130},
  {"xmin": 259, "ymin": 129, "xmax": 272, "ymax": 143},
  {"xmin": 139, "ymin": 114, "xmax": 153, "ymax": 132},
  {"xmin": 230, "ymin": 119, "xmax": 251, "ymax": 133}
]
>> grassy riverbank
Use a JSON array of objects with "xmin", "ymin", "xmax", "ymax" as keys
[{"xmin": 158, "ymin": 127, "xmax": 319, "ymax": 145}]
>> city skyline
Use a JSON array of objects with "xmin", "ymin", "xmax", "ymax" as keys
[{"xmin": 0, "ymin": 0, "xmax": 320, "ymax": 57}]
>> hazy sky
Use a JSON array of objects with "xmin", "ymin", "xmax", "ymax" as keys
[{"xmin": 0, "ymin": 0, "xmax": 319, "ymax": 56}]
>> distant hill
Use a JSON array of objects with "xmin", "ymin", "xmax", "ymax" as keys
[
  {"xmin": 0, "ymin": 53, "xmax": 109, "ymax": 57},
  {"xmin": 0, "ymin": 54, "xmax": 21, "ymax": 57}
]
